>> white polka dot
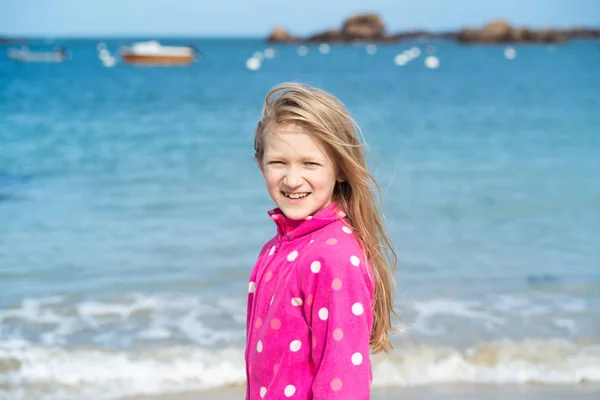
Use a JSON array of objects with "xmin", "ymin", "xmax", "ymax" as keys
[
  {"xmin": 269, "ymin": 246, "xmax": 276, "ymax": 256},
  {"xmin": 310, "ymin": 261, "xmax": 321, "ymax": 273},
  {"xmin": 284, "ymin": 385, "xmax": 296, "ymax": 397},
  {"xmin": 257, "ymin": 340, "xmax": 263, "ymax": 352},
  {"xmin": 260, "ymin": 387, "xmax": 267, "ymax": 398},
  {"xmin": 351, "ymin": 352, "xmax": 363, "ymax": 365},
  {"xmin": 291, "ymin": 297, "xmax": 303, "ymax": 306},
  {"xmin": 318, "ymin": 307, "xmax": 329, "ymax": 320},
  {"xmin": 287, "ymin": 251, "xmax": 298, "ymax": 261},
  {"xmin": 290, "ymin": 340, "xmax": 302, "ymax": 352},
  {"xmin": 270, "ymin": 295, "xmax": 274, "ymax": 305},
  {"xmin": 309, "ymin": 239, "xmax": 314, "ymax": 245},
  {"xmin": 306, "ymin": 215, "xmax": 313, "ymax": 220},
  {"xmin": 352, "ymin": 303, "xmax": 364, "ymax": 316},
  {"xmin": 350, "ymin": 255, "xmax": 360, "ymax": 267},
  {"xmin": 342, "ymin": 226, "xmax": 352, "ymax": 234},
  {"xmin": 248, "ymin": 282, "xmax": 256, "ymax": 293}
]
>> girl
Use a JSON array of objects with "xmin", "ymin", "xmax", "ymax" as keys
[{"xmin": 246, "ymin": 82, "xmax": 397, "ymax": 399}]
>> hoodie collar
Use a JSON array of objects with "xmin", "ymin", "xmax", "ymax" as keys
[{"xmin": 268, "ymin": 202, "xmax": 347, "ymax": 240}]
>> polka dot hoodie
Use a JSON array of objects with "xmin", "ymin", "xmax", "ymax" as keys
[{"xmin": 245, "ymin": 202, "xmax": 374, "ymax": 399}]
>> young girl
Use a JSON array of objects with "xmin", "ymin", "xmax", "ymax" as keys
[{"xmin": 245, "ymin": 82, "xmax": 397, "ymax": 399}]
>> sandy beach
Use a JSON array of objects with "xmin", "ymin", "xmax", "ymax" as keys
[{"xmin": 122, "ymin": 384, "xmax": 600, "ymax": 400}]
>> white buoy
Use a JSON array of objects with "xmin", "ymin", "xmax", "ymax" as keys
[
  {"xmin": 96, "ymin": 42, "xmax": 106, "ymax": 51},
  {"xmin": 402, "ymin": 50, "xmax": 415, "ymax": 61},
  {"xmin": 99, "ymin": 49, "xmax": 110, "ymax": 60},
  {"xmin": 504, "ymin": 47, "xmax": 517, "ymax": 60},
  {"xmin": 318, "ymin": 43, "xmax": 330, "ymax": 54},
  {"xmin": 424, "ymin": 55, "xmax": 440, "ymax": 69},
  {"xmin": 102, "ymin": 56, "xmax": 116, "ymax": 68},
  {"xmin": 252, "ymin": 51, "xmax": 264, "ymax": 60},
  {"xmin": 409, "ymin": 47, "xmax": 421, "ymax": 58},
  {"xmin": 366, "ymin": 44, "xmax": 377, "ymax": 55},
  {"xmin": 394, "ymin": 54, "xmax": 408, "ymax": 66},
  {"xmin": 245, "ymin": 57, "xmax": 261, "ymax": 71},
  {"xmin": 297, "ymin": 46, "xmax": 308, "ymax": 56},
  {"xmin": 263, "ymin": 48, "xmax": 276, "ymax": 59}
]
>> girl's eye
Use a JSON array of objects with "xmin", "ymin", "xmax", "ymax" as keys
[
  {"xmin": 305, "ymin": 162, "xmax": 320, "ymax": 167},
  {"xmin": 268, "ymin": 161, "xmax": 284, "ymax": 165}
]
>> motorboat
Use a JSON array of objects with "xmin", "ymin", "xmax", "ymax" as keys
[
  {"xmin": 7, "ymin": 47, "xmax": 68, "ymax": 62},
  {"xmin": 119, "ymin": 40, "xmax": 202, "ymax": 66}
]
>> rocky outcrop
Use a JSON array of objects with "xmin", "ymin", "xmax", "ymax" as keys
[
  {"xmin": 267, "ymin": 15, "xmax": 600, "ymax": 45},
  {"xmin": 341, "ymin": 14, "xmax": 385, "ymax": 40},
  {"xmin": 561, "ymin": 27, "xmax": 600, "ymax": 39},
  {"xmin": 267, "ymin": 27, "xmax": 300, "ymax": 43},
  {"xmin": 457, "ymin": 20, "xmax": 567, "ymax": 44},
  {"xmin": 267, "ymin": 13, "xmax": 400, "ymax": 43}
]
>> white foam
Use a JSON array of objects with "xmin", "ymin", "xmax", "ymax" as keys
[
  {"xmin": 371, "ymin": 339, "xmax": 600, "ymax": 386},
  {"xmin": 0, "ymin": 344, "xmax": 245, "ymax": 400},
  {"xmin": 1, "ymin": 294, "xmax": 245, "ymax": 348},
  {"xmin": 412, "ymin": 298, "xmax": 505, "ymax": 329},
  {"xmin": 2, "ymin": 339, "xmax": 599, "ymax": 399}
]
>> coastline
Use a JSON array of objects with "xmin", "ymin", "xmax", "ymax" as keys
[{"xmin": 122, "ymin": 384, "xmax": 600, "ymax": 400}]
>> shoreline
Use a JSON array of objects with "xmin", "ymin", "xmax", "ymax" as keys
[{"xmin": 122, "ymin": 384, "xmax": 600, "ymax": 400}]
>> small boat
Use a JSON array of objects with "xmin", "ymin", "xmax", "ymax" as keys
[
  {"xmin": 119, "ymin": 40, "xmax": 202, "ymax": 66},
  {"xmin": 7, "ymin": 47, "xmax": 68, "ymax": 63}
]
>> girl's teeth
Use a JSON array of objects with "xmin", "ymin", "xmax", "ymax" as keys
[{"xmin": 286, "ymin": 193, "xmax": 309, "ymax": 199}]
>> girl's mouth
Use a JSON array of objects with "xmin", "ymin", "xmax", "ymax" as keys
[{"xmin": 282, "ymin": 192, "xmax": 310, "ymax": 200}]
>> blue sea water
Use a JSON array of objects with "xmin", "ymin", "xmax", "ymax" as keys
[{"xmin": 1, "ymin": 38, "xmax": 599, "ymax": 398}]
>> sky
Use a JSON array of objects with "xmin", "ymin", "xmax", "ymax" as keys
[{"xmin": 1, "ymin": 0, "xmax": 599, "ymax": 37}]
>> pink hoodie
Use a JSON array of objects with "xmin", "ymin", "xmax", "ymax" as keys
[{"xmin": 245, "ymin": 203, "xmax": 374, "ymax": 399}]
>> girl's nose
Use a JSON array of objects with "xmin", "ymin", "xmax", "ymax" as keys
[{"xmin": 283, "ymin": 167, "xmax": 303, "ymax": 188}]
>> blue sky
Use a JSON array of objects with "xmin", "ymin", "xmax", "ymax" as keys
[{"xmin": 2, "ymin": 0, "xmax": 599, "ymax": 37}]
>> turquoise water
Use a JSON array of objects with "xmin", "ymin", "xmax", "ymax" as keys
[{"xmin": 1, "ymin": 38, "xmax": 599, "ymax": 398}]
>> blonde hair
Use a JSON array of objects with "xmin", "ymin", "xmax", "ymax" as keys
[{"xmin": 254, "ymin": 82, "xmax": 398, "ymax": 353}]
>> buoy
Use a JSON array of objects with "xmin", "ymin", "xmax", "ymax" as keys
[
  {"xmin": 504, "ymin": 47, "xmax": 517, "ymax": 60},
  {"xmin": 246, "ymin": 57, "xmax": 261, "ymax": 71},
  {"xmin": 409, "ymin": 47, "xmax": 421, "ymax": 58},
  {"xmin": 366, "ymin": 44, "xmax": 377, "ymax": 55},
  {"xmin": 424, "ymin": 56, "xmax": 440, "ymax": 69},
  {"xmin": 318, "ymin": 43, "xmax": 330, "ymax": 54},
  {"xmin": 98, "ymin": 49, "xmax": 110, "ymax": 60},
  {"xmin": 102, "ymin": 56, "xmax": 116, "ymax": 68},
  {"xmin": 263, "ymin": 48, "xmax": 276, "ymax": 59},
  {"xmin": 394, "ymin": 54, "xmax": 408, "ymax": 66},
  {"xmin": 297, "ymin": 46, "xmax": 308, "ymax": 56}
]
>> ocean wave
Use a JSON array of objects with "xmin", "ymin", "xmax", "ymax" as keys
[
  {"xmin": 1, "ymin": 338, "xmax": 599, "ymax": 399},
  {"xmin": 1, "ymin": 293, "xmax": 595, "ymax": 351}
]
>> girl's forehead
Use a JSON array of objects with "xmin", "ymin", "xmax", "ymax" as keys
[{"xmin": 265, "ymin": 125, "xmax": 325, "ymax": 155}]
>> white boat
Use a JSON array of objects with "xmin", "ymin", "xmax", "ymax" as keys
[
  {"xmin": 7, "ymin": 47, "xmax": 68, "ymax": 63},
  {"xmin": 119, "ymin": 40, "xmax": 202, "ymax": 66}
]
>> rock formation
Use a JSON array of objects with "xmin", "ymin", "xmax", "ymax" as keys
[
  {"xmin": 457, "ymin": 20, "xmax": 566, "ymax": 44},
  {"xmin": 267, "ymin": 13, "xmax": 400, "ymax": 43},
  {"xmin": 266, "ymin": 15, "xmax": 599, "ymax": 45}
]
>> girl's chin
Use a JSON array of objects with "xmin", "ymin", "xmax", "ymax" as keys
[{"xmin": 278, "ymin": 207, "xmax": 312, "ymax": 220}]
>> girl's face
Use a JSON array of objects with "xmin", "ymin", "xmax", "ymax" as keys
[{"xmin": 260, "ymin": 123, "xmax": 340, "ymax": 220}]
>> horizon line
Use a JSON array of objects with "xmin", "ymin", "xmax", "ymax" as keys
[{"xmin": 2, "ymin": 20, "xmax": 599, "ymax": 40}]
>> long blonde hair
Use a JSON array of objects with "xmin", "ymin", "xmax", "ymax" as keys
[{"xmin": 254, "ymin": 82, "xmax": 398, "ymax": 353}]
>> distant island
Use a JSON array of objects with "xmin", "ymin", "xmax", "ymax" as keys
[
  {"xmin": 0, "ymin": 37, "xmax": 25, "ymax": 44},
  {"xmin": 267, "ymin": 14, "xmax": 600, "ymax": 44}
]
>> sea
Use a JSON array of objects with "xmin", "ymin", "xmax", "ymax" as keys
[{"xmin": 1, "ymin": 38, "xmax": 599, "ymax": 399}]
